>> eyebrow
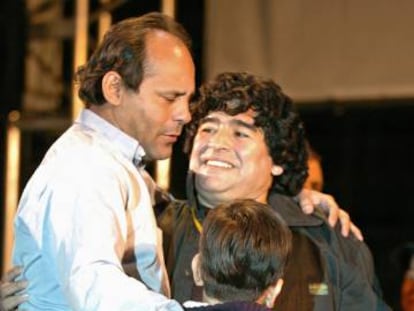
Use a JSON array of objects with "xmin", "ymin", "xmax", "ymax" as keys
[
  {"xmin": 201, "ymin": 116, "xmax": 258, "ymax": 131},
  {"xmin": 157, "ymin": 90, "xmax": 187, "ymax": 97}
]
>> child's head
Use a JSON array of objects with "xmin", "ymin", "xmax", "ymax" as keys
[{"xmin": 191, "ymin": 199, "xmax": 292, "ymax": 308}]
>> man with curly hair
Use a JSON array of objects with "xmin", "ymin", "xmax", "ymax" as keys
[{"xmin": 158, "ymin": 72, "xmax": 390, "ymax": 310}]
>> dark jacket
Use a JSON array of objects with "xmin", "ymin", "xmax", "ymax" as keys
[
  {"xmin": 157, "ymin": 173, "xmax": 391, "ymax": 311},
  {"xmin": 183, "ymin": 301, "xmax": 272, "ymax": 311}
]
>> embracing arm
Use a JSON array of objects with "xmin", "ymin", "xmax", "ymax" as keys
[{"xmin": 296, "ymin": 188, "xmax": 363, "ymax": 241}]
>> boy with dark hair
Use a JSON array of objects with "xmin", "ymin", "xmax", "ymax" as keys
[{"xmin": 184, "ymin": 199, "xmax": 291, "ymax": 311}]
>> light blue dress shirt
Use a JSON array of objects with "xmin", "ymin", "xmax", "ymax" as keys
[{"xmin": 12, "ymin": 109, "xmax": 183, "ymax": 310}]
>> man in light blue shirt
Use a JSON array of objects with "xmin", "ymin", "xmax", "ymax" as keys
[{"xmin": 12, "ymin": 12, "xmax": 195, "ymax": 310}]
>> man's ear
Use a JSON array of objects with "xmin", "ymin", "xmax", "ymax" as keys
[
  {"xmin": 102, "ymin": 71, "xmax": 123, "ymax": 106},
  {"xmin": 191, "ymin": 253, "xmax": 204, "ymax": 286},
  {"xmin": 271, "ymin": 165, "xmax": 284, "ymax": 176},
  {"xmin": 257, "ymin": 278, "xmax": 283, "ymax": 308}
]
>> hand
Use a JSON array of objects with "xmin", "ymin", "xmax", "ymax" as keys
[
  {"xmin": 296, "ymin": 188, "xmax": 363, "ymax": 241},
  {"xmin": 0, "ymin": 266, "xmax": 28, "ymax": 311}
]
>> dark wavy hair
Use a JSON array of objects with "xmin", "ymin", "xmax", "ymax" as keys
[
  {"xmin": 184, "ymin": 72, "xmax": 308, "ymax": 196},
  {"xmin": 75, "ymin": 12, "xmax": 192, "ymax": 107},
  {"xmin": 199, "ymin": 199, "xmax": 292, "ymax": 302}
]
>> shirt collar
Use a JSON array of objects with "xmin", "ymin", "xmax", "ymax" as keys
[{"xmin": 76, "ymin": 108, "xmax": 146, "ymax": 166}]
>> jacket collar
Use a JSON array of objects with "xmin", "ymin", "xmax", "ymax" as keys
[
  {"xmin": 186, "ymin": 171, "xmax": 209, "ymax": 220},
  {"xmin": 267, "ymin": 192, "xmax": 325, "ymax": 227}
]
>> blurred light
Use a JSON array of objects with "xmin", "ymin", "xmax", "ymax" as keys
[{"xmin": 3, "ymin": 111, "xmax": 21, "ymax": 274}]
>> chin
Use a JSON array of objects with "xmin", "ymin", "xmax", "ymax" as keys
[
  {"xmin": 148, "ymin": 148, "xmax": 173, "ymax": 161},
  {"xmin": 196, "ymin": 176, "xmax": 230, "ymax": 193}
]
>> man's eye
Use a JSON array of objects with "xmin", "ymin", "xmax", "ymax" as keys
[
  {"xmin": 200, "ymin": 127, "xmax": 214, "ymax": 133},
  {"xmin": 159, "ymin": 93, "xmax": 177, "ymax": 102},
  {"xmin": 163, "ymin": 96, "xmax": 176, "ymax": 102},
  {"xmin": 235, "ymin": 131, "xmax": 249, "ymax": 138},
  {"xmin": 199, "ymin": 125, "xmax": 215, "ymax": 133}
]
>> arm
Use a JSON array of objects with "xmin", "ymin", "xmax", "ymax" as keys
[
  {"xmin": 296, "ymin": 188, "xmax": 363, "ymax": 241},
  {"xmin": 0, "ymin": 267, "xmax": 28, "ymax": 311},
  {"xmin": 42, "ymin": 165, "xmax": 181, "ymax": 310}
]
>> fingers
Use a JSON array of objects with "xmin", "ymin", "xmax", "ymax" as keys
[
  {"xmin": 297, "ymin": 189, "xmax": 315, "ymax": 214},
  {"xmin": 338, "ymin": 209, "xmax": 351, "ymax": 237},
  {"xmin": 1, "ymin": 280, "xmax": 28, "ymax": 297},
  {"xmin": 1, "ymin": 266, "xmax": 28, "ymax": 311},
  {"xmin": 1, "ymin": 293, "xmax": 29, "ymax": 311},
  {"xmin": 350, "ymin": 223, "xmax": 364, "ymax": 241},
  {"xmin": 297, "ymin": 189, "xmax": 365, "ymax": 241},
  {"xmin": 309, "ymin": 191, "xmax": 340, "ymax": 227},
  {"xmin": 2, "ymin": 267, "xmax": 23, "ymax": 283},
  {"xmin": 317, "ymin": 193, "xmax": 340, "ymax": 227},
  {"xmin": 337, "ymin": 210, "xmax": 364, "ymax": 241}
]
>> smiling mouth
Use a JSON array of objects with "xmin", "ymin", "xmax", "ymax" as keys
[{"xmin": 204, "ymin": 160, "xmax": 234, "ymax": 169}]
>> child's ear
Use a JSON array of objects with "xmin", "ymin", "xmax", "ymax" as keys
[
  {"xmin": 257, "ymin": 278, "xmax": 284, "ymax": 308},
  {"xmin": 191, "ymin": 253, "xmax": 204, "ymax": 286},
  {"xmin": 102, "ymin": 71, "xmax": 123, "ymax": 106}
]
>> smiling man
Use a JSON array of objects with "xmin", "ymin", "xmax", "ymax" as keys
[
  {"xmin": 158, "ymin": 72, "xmax": 390, "ymax": 310},
  {"xmin": 190, "ymin": 109, "xmax": 280, "ymax": 206}
]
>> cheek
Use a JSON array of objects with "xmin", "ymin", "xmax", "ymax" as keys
[
  {"xmin": 240, "ymin": 144, "xmax": 266, "ymax": 161},
  {"xmin": 189, "ymin": 144, "xmax": 202, "ymax": 170},
  {"xmin": 241, "ymin": 146, "xmax": 273, "ymax": 171},
  {"xmin": 189, "ymin": 152, "xmax": 197, "ymax": 171},
  {"xmin": 140, "ymin": 109, "xmax": 169, "ymax": 134},
  {"xmin": 139, "ymin": 95, "xmax": 171, "ymax": 124}
]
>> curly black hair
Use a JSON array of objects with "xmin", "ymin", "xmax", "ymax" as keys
[{"xmin": 184, "ymin": 72, "xmax": 308, "ymax": 196}]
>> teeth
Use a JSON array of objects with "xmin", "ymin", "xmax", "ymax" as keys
[{"xmin": 206, "ymin": 160, "xmax": 233, "ymax": 168}]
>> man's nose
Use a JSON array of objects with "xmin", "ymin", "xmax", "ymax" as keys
[
  {"xmin": 209, "ymin": 129, "xmax": 232, "ymax": 149},
  {"xmin": 174, "ymin": 99, "xmax": 192, "ymax": 125}
]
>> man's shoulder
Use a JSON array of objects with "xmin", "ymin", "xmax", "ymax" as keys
[
  {"xmin": 157, "ymin": 198, "xmax": 192, "ymax": 229},
  {"xmin": 159, "ymin": 198, "xmax": 191, "ymax": 215},
  {"xmin": 268, "ymin": 192, "xmax": 324, "ymax": 227}
]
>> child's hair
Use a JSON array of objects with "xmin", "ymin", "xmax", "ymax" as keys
[{"xmin": 199, "ymin": 199, "xmax": 292, "ymax": 302}]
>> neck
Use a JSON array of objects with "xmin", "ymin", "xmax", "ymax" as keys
[
  {"xmin": 196, "ymin": 192, "xmax": 269, "ymax": 209},
  {"xmin": 89, "ymin": 104, "xmax": 120, "ymax": 128},
  {"xmin": 196, "ymin": 192, "xmax": 217, "ymax": 209}
]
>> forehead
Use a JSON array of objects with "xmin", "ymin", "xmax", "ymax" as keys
[
  {"xmin": 140, "ymin": 31, "xmax": 195, "ymax": 97},
  {"xmin": 202, "ymin": 110, "xmax": 257, "ymax": 125},
  {"xmin": 145, "ymin": 30, "xmax": 191, "ymax": 63}
]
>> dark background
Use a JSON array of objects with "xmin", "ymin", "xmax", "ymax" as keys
[{"xmin": 1, "ymin": 1, "xmax": 413, "ymax": 310}]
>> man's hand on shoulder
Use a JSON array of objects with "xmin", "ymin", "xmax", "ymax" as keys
[{"xmin": 296, "ymin": 188, "xmax": 363, "ymax": 241}]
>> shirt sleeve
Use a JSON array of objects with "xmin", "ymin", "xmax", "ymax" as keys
[{"xmin": 42, "ymin": 162, "xmax": 182, "ymax": 311}]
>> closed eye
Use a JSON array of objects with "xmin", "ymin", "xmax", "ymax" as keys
[
  {"xmin": 157, "ymin": 90, "xmax": 185, "ymax": 103},
  {"xmin": 162, "ymin": 95, "xmax": 177, "ymax": 102}
]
